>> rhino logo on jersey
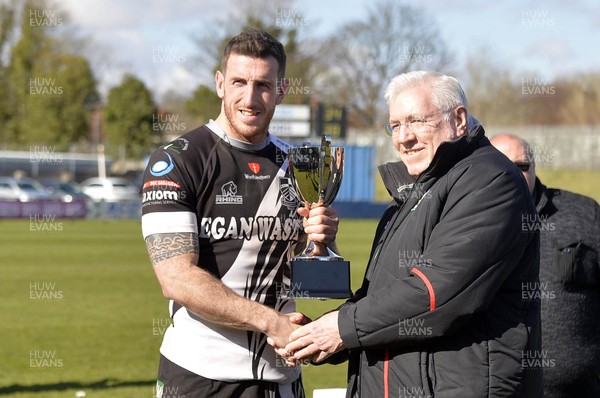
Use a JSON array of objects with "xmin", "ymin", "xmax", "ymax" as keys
[
  {"xmin": 216, "ymin": 181, "xmax": 243, "ymax": 204},
  {"xmin": 221, "ymin": 181, "xmax": 237, "ymax": 196}
]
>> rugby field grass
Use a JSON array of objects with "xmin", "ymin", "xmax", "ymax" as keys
[{"xmin": 0, "ymin": 218, "xmax": 377, "ymax": 398}]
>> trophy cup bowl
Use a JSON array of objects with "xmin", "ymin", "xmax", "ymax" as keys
[{"xmin": 287, "ymin": 135, "xmax": 351, "ymax": 299}]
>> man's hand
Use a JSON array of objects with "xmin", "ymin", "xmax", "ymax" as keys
[
  {"xmin": 284, "ymin": 311, "xmax": 345, "ymax": 364},
  {"xmin": 298, "ymin": 206, "xmax": 339, "ymax": 247},
  {"xmin": 266, "ymin": 312, "xmax": 312, "ymax": 366}
]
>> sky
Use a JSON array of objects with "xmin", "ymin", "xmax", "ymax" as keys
[{"xmin": 53, "ymin": 0, "xmax": 600, "ymax": 103}]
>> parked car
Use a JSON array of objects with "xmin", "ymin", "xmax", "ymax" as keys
[
  {"xmin": 80, "ymin": 177, "xmax": 140, "ymax": 202},
  {"xmin": 0, "ymin": 177, "xmax": 57, "ymax": 202},
  {"xmin": 38, "ymin": 179, "xmax": 91, "ymax": 203}
]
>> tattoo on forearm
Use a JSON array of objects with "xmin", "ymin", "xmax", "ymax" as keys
[{"xmin": 145, "ymin": 233, "xmax": 199, "ymax": 266}]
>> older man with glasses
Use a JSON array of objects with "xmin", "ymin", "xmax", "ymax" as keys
[
  {"xmin": 492, "ymin": 133, "xmax": 600, "ymax": 398},
  {"xmin": 273, "ymin": 71, "xmax": 543, "ymax": 397}
]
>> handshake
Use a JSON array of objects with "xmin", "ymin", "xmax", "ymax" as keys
[
  {"xmin": 266, "ymin": 310, "xmax": 345, "ymax": 367},
  {"xmin": 264, "ymin": 205, "xmax": 345, "ymax": 366}
]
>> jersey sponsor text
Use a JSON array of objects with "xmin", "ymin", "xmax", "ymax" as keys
[
  {"xmin": 143, "ymin": 190, "xmax": 180, "ymax": 203},
  {"xmin": 199, "ymin": 216, "xmax": 302, "ymax": 241}
]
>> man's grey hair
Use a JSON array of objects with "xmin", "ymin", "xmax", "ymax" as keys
[{"xmin": 384, "ymin": 71, "xmax": 481, "ymax": 130}]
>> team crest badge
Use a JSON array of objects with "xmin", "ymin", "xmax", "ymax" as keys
[
  {"xmin": 248, "ymin": 162, "xmax": 260, "ymax": 174},
  {"xmin": 279, "ymin": 177, "xmax": 300, "ymax": 210}
]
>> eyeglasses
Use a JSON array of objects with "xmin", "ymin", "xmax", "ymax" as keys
[
  {"xmin": 384, "ymin": 108, "xmax": 454, "ymax": 137},
  {"xmin": 514, "ymin": 161, "xmax": 531, "ymax": 172}
]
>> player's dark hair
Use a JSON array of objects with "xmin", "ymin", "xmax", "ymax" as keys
[{"xmin": 221, "ymin": 28, "xmax": 286, "ymax": 79}]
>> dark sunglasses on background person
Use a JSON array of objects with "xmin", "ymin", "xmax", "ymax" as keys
[{"xmin": 514, "ymin": 161, "xmax": 531, "ymax": 172}]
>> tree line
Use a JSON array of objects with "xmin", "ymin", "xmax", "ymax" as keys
[{"xmin": 0, "ymin": 0, "xmax": 598, "ymax": 160}]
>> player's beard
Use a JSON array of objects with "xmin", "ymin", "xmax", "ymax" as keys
[{"xmin": 222, "ymin": 100, "xmax": 275, "ymax": 143}]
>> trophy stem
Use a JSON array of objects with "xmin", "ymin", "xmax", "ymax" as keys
[
  {"xmin": 296, "ymin": 240, "xmax": 343, "ymax": 260},
  {"xmin": 299, "ymin": 202, "xmax": 338, "ymax": 258},
  {"xmin": 311, "ymin": 241, "xmax": 329, "ymax": 257}
]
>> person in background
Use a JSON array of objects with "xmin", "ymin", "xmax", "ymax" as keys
[
  {"xmin": 491, "ymin": 133, "xmax": 600, "ymax": 398},
  {"xmin": 275, "ymin": 71, "xmax": 543, "ymax": 397}
]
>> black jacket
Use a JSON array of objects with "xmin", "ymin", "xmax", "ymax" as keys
[
  {"xmin": 337, "ymin": 126, "xmax": 543, "ymax": 397},
  {"xmin": 533, "ymin": 178, "xmax": 600, "ymax": 397}
]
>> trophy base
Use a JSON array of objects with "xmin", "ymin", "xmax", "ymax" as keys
[{"xmin": 289, "ymin": 258, "xmax": 351, "ymax": 299}]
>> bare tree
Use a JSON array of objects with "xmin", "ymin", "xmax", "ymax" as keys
[
  {"xmin": 185, "ymin": 0, "xmax": 320, "ymax": 123},
  {"xmin": 313, "ymin": 0, "xmax": 452, "ymax": 128},
  {"xmin": 557, "ymin": 73, "xmax": 600, "ymax": 125},
  {"xmin": 463, "ymin": 49, "xmax": 519, "ymax": 126},
  {"xmin": 463, "ymin": 49, "xmax": 600, "ymax": 127},
  {"xmin": 188, "ymin": 0, "xmax": 318, "ymax": 96}
]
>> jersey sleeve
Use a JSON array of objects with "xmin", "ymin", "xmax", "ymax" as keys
[{"xmin": 141, "ymin": 146, "xmax": 198, "ymax": 239}]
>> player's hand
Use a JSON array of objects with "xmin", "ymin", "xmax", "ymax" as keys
[
  {"xmin": 266, "ymin": 312, "xmax": 313, "ymax": 367},
  {"xmin": 264, "ymin": 314, "xmax": 299, "ymax": 352},
  {"xmin": 267, "ymin": 312, "xmax": 311, "ymax": 349},
  {"xmin": 286, "ymin": 311, "xmax": 312, "ymax": 327},
  {"xmin": 297, "ymin": 206, "xmax": 338, "ymax": 247}
]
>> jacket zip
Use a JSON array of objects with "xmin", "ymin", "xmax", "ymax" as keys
[
  {"xmin": 380, "ymin": 181, "xmax": 423, "ymax": 398},
  {"xmin": 381, "ymin": 177, "xmax": 437, "ymax": 398}
]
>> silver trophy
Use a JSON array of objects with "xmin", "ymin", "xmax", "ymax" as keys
[{"xmin": 287, "ymin": 135, "xmax": 351, "ymax": 299}]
